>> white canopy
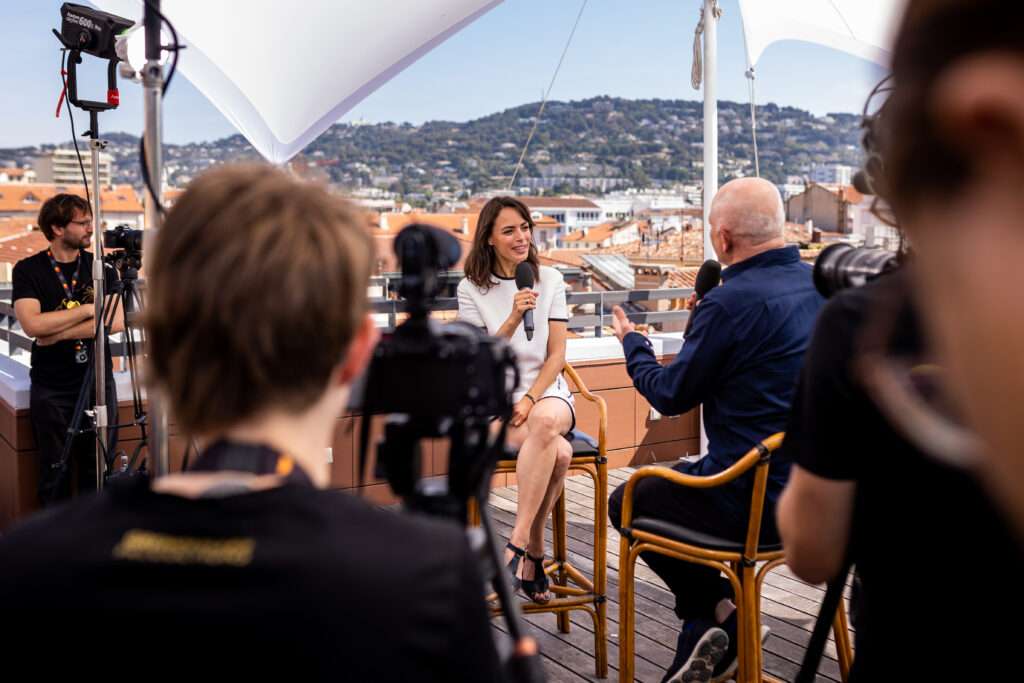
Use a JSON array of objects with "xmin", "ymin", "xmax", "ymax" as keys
[
  {"xmin": 91, "ymin": 0, "xmax": 503, "ymax": 163},
  {"xmin": 737, "ymin": 0, "xmax": 907, "ymax": 69}
]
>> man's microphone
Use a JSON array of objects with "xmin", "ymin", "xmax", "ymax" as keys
[
  {"xmin": 514, "ymin": 262, "xmax": 535, "ymax": 341},
  {"xmin": 683, "ymin": 259, "xmax": 722, "ymax": 338}
]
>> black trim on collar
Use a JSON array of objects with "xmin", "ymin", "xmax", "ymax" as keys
[{"xmin": 491, "ymin": 271, "xmax": 516, "ymax": 281}]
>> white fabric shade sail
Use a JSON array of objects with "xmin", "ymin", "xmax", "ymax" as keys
[
  {"xmin": 90, "ymin": 0, "xmax": 503, "ymax": 163},
  {"xmin": 89, "ymin": 1, "xmax": 907, "ymax": 164},
  {"xmin": 737, "ymin": 0, "xmax": 907, "ymax": 70}
]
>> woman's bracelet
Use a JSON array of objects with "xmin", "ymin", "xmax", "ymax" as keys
[{"xmin": 524, "ymin": 393, "xmax": 537, "ymax": 405}]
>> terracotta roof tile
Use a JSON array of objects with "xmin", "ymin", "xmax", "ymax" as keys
[
  {"xmin": 519, "ymin": 196, "xmax": 600, "ymax": 210},
  {"xmin": 0, "ymin": 183, "xmax": 143, "ymax": 215}
]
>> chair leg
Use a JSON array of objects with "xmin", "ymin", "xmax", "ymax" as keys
[
  {"xmin": 552, "ymin": 488, "xmax": 570, "ymax": 633},
  {"xmin": 618, "ymin": 537, "xmax": 638, "ymax": 683},
  {"xmin": 594, "ymin": 462, "xmax": 608, "ymax": 678},
  {"xmin": 739, "ymin": 563, "xmax": 759, "ymax": 683},
  {"xmin": 833, "ymin": 597, "xmax": 854, "ymax": 682}
]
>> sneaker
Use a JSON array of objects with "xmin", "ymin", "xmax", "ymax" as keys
[
  {"xmin": 662, "ymin": 619, "xmax": 729, "ymax": 683},
  {"xmin": 711, "ymin": 610, "xmax": 771, "ymax": 682}
]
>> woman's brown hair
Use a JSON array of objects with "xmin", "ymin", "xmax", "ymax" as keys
[
  {"xmin": 463, "ymin": 196, "xmax": 540, "ymax": 290},
  {"xmin": 145, "ymin": 163, "xmax": 373, "ymax": 435}
]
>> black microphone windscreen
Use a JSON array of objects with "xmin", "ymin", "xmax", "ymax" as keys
[
  {"xmin": 514, "ymin": 262, "xmax": 535, "ymax": 290},
  {"xmin": 694, "ymin": 259, "xmax": 722, "ymax": 299}
]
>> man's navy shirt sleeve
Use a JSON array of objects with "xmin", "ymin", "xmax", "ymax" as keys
[{"xmin": 622, "ymin": 298, "xmax": 734, "ymax": 416}]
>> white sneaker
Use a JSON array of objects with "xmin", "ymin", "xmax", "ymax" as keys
[{"xmin": 711, "ymin": 625, "xmax": 771, "ymax": 683}]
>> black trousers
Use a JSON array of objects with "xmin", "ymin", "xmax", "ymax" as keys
[
  {"xmin": 608, "ymin": 459, "xmax": 780, "ymax": 622},
  {"xmin": 30, "ymin": 380, "xmax": 117, "ymax": 506}
]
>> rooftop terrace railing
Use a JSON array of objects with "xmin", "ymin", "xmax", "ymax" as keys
[
  {"xmin": 0, "ymin": 283, "xmax": 693, "ymax": 364},
  {"xmin": 371, "ymin": 286, "xmax": 693, "ymax": 336}
]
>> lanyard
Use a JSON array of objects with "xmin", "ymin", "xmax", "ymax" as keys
[
  {"xmin": 47, "ymin": 249, "xmax": 82, "ymax": 303},
  {"xmin": 189, "ymin": 440, "xmax": 314, "ymax": 488},
  {"xmin": 46, "ymin": 249, "xmax": 89, "ymax": 362}
]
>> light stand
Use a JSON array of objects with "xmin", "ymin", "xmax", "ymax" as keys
[
  {"xmin": 141, "ymin": 0, "xmax": 171, "ymax": 477},
  {"xmin": 62, "ymin": 44, "xmax": 118, "ymax": 490}
]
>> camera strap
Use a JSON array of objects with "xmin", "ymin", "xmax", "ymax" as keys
[{"xmin": 189, "ymin": 439, "xmax": 313, "ymax": 489}]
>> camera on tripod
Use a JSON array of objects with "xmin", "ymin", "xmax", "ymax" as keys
[
  {"xmin": 103, "ymin": 225, "xmax": 144, "ymax": 253},
  {"xmin": 359, "ymin": 223, "xmax": 518, "ymax": 518},
  {"xmin": 356, "ymin": 224, "xmax": 543, "ymax": 681},
  {"xmin": 103, "ymin": 225, "xmax": 143, "ymax": 281}
]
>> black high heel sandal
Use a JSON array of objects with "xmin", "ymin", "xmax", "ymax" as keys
[
  {"xmin": 521, "ymin": 552, "xmax": 551, "ymax": 604},
  {"xmin": 504, "ymin": 542, "xmax": 525, "ymax": 592}
]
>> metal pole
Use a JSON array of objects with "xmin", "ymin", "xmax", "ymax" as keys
[
  {"xmin": 702, "ymin": 0, "xmax": 719, "ymax": 262},
  {"xmin": 700, "ymin": 0, "xmax": 719, "ymax": 457},
  {"xmin": 141, "ymin": 0, "xmax": 170, "ymax": 477},
  {"xmin": 89, "ymin": 110, "xmax": 108, "ymax": 490}
]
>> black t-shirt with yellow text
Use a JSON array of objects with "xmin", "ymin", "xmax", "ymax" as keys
[{"xmin": 12, "ymin": 249, "xmax": 117, "ymax": 390}]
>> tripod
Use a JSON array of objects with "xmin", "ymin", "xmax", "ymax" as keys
[
  {"xmin": 48, "ymin": 253, "xmax": 148, "ymax": 504},
  {"xmin": 372, "ymin": 414, "xmax": 545, "ymax": 683}
]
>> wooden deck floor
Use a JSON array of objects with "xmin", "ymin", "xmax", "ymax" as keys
[{"xmin": 487, "ymin": 466, "xmax": 851, "ymax": 683}]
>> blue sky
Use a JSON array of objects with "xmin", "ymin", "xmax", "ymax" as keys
[{"xmin": 2, "ymin": 1, "xmax": 886, "ymax": 148}]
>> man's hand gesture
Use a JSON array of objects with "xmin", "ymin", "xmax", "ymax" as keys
[{"xmin": 611, "ymin": 305, "xmax": 636, "ymax": 343}]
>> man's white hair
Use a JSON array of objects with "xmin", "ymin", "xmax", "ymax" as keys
[{"xmin": 711, "ymin": 178, "xmax": 785, "ymax": 246}]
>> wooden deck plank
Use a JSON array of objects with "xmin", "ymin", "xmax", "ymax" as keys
[{"xmin": 485, "ymin": 466, "xmax": 850, "ymax": 682}]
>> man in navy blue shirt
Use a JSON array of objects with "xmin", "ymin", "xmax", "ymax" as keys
[{"xmin": 608, "ymin": 178, "xmax": 823, "ymax": 683}]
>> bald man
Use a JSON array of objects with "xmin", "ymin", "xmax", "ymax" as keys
[{"xmin": 609, "ymin": 178, "xmax": 823, "ymax": 683}]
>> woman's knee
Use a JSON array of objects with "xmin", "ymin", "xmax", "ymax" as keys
[
  {"xmin": 555, "ymin": 438, "xmax": 572, "ymax": 470},
  {"xmin": 526, "ymin": 408, "xmax": 560, "ymax": 441}
]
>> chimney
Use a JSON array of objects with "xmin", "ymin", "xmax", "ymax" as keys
[
  {"xmin": 380, "ymin": 212, "xmax": 389, "ymax": 231},
  {"xmin": 460, "ymin": 216, "xmax": 469, "ymax": 234}
]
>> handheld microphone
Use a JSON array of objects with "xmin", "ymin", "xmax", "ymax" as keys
[
  {"xmin": 514, "ymin": 262, "xmax": 536, "ymax": 341},
  {"xmin": 684, "ymin": 259, "xmax": 722, "ymax": 338}
]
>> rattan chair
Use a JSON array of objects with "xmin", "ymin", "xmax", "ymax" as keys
[
  {"xmin": 473, "ymin": 362, "xmax": 609, "ymax": 678},
  {"xmin": 617, "ymin": 433, "xmax": 851, "ymax": 683}
]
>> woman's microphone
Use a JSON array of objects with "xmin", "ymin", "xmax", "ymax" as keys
[{"xmin": 514, "ymin": 262, "xmax": 536, "ymax": 341}]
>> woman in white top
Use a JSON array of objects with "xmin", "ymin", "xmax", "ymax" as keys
[{"xmin": 457, "ymin": 197, "xmax": 575, "ymax": 604}]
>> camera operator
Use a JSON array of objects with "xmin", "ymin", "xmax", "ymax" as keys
[
  {"xmin": 0, "ymin": 165, "xmax": 502, "ymax": 681},
  {"xmin": 778, "ymin": 54, "xmax": 1024, "ymax": 680},
  {"xmin": 866, "ymin": 0, "xmax": 1024, "ymax": 539},
  {"xmin": 12, "ymin": 193, "xmax": 121, "ymax": 505}
]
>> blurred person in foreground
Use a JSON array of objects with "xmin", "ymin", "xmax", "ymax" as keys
[
  {"xmin": 778, "ymin": 3, "xmax": 1024, "ymax": 677},
  {"xmin": 608, "ymin": 178, "xmax": 823, "ymax": 683},
  {"xmin": 0, "ymin": 164, "xmax": 503, "ymax": 681},
  {"xmin": 868, "ymin": 0, "xmax": 1024, "ymax": 538}
]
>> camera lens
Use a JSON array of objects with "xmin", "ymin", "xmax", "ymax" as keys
[{"xmin": 813, "ymin": 243, "xmax": 898, "ymax": 298}]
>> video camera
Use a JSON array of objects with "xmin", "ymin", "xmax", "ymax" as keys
[
  {"xmin": 358, "ymin": 223, "xmax": 517, "ymax": 518},
  {"xmin": 103, "ymin": 225, "xmax": 144, "ymax": 253},
  {"xmin": 356, "ymin": 224, "xmax": 543, "ymax": 681},
  {"xmin": 813, "ymin": 243, "xmax": 899, "ymax": 299}
]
